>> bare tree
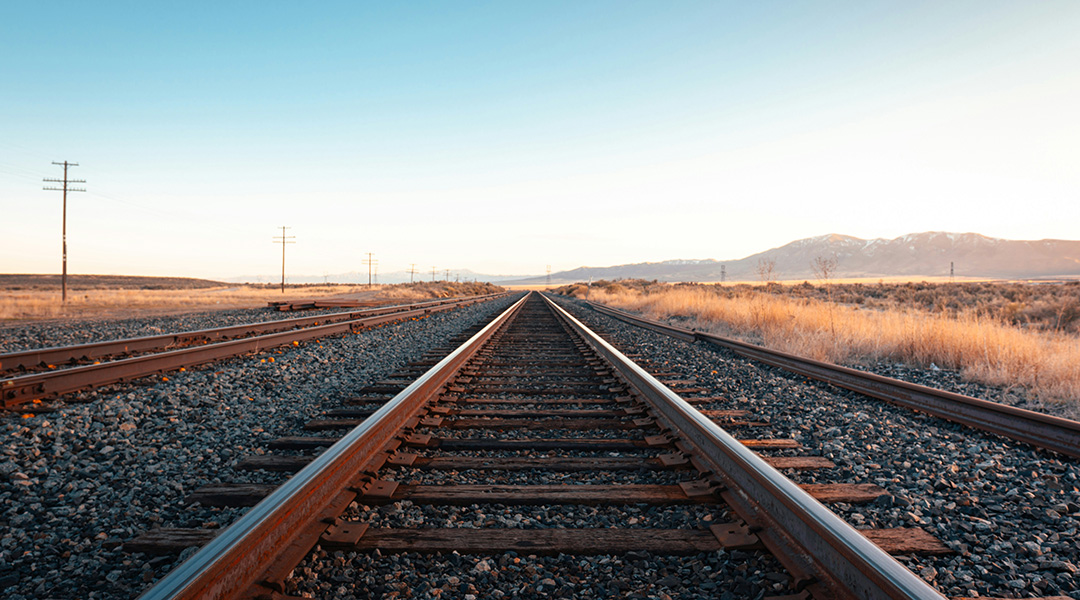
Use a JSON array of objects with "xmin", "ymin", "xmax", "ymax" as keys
[
  {"xmin": 813, "ymin": 254, "xmax": 839, "ymax": 337},
  {"xmin": 756, "ymin": 258, "xmax": 776, "ymax": 288},
  {"xmin": 812, "ymin": 255, "xmax": 838, "ymax": 291}
]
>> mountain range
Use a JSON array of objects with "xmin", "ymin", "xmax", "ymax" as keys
[{"xmin": 509, "ymin": 232, "xmax": 1080, "ymax": 284}]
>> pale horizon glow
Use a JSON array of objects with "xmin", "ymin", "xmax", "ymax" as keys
[{"xmin": 2, "ymin": 2, "xmax": 1078, "ymax": 280}]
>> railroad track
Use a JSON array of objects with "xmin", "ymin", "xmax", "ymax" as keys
[
  {"xmin": 586, "ymin": 301, "xmax": 1080, "ymax": 459},
  {"xmin": 128, "ymin": 292, "xmax": 964, "ymax": 599},
  {"xmin": 0, "ymin": 293, "xmax": 505, "ymax": 409}
]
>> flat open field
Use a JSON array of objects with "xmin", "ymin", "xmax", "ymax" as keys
[
  {"xmin": 556, "ymin": 279, "xmax": 1080, "ymax": 411},
  {"xmin": 0, "ymin": 275, "xmax": 503, "ymax": 321}
]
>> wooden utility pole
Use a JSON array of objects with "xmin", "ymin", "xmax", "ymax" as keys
[
  {"xmin": 43, "ymin": 161, "xmax": 86, "ymax": 303},
  {"xmin": 273, "ymin": 226, "xmax": 295, "ymax": 293},
  {"xmin": 363, "ymin": 253, "xmax": 377, "ymax": 287},
  {"xmin": 408, "ymin": 264, "xmax": 417, "ymax": 283},
  {"xmin": 431, "ymin": 266, "xmax": 437, "ymax": 282}
]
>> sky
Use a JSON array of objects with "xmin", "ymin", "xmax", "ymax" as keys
[{"xmin": 2, "ymin": 1, "xmax": 1078, "ymax": 280}]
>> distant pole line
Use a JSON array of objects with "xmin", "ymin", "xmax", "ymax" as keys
[
  {"xmin": 408, "ymin": 264, "xmax": 417, "ymax": 283},
  {"xmin": 273, "ymin": 226, "xmax": 295, "ymax": 293},
  {"xmin": 445, "ymin": 268, "xmax": 450, "ymax": 281},
  {"xmin": 721, "ymin": 264, "xmax": 726, "ymax": 283},
  {"xmin": 431, "ymin": 266, "xmax": 437, "ymax": 282},
  {"xmin": 43, "ymin": 161, "xmax": 86, "ymax": 303}
]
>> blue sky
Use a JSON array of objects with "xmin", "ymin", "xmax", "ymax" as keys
[{"xmin": 2, "ymin": 2, "xmax": 1078, "ymax": 279}]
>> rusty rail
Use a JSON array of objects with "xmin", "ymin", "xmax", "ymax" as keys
[
  {"xmin": 587, "ymin": 301, "xmax": 1080, "ymax": 458},
  {"xmin": 1, "ymin": 294, "xmax": 507, "ymax": 408},
  {"xmin": 136, "ymin": 294, "xmax": 529, "ymax": 599},
  {"xmin": 546, "ymin": 295, "xmax": 944, "ymax": 599},
  {"xmin": 0, "ymin": 294, "xmax": 504, "ymax": 375}
]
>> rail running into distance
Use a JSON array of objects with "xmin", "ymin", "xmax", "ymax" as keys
[
  {"xmin": 136, "ymin": 292, "xmax": 945, "ymax": 599},
  {"xmin": 587, "ymin": 301, "xmax": 1080, "ymax": 459},
  {"xmin": 0, "ymin": 293, "xmax": 506, "ymax": 408}
]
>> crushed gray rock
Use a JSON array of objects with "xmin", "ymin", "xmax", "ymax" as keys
[
  {"xmin": 0, "ymin": 305, "xmax": 391, "ymax": 354},
  {"xmin": 0, "ymin": 295, "xmax": 517, "ymax": 599},
  {"xmin": 553, "ymin": 295, "xmax": 1080, "ymax": 599}
]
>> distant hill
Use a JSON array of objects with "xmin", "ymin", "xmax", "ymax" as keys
[
  {"xmin": 0, "ymin": 274, "xmax": 229, "ymax": 290},
  {"xmin": 509, "ymin": 232, "xmax": 1080, "ymax": 284}
]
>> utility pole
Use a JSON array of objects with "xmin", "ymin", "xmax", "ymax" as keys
[
  {"xmin": 408, "ymin": 264, "xmax": 417, "ymax": 283},
  {"xmin": 720, "ymin": 264, "xmax": 726, "ymax": 284},
  {"xmin": 546, "ymin": 265, "xmax": 552, "ymax": 285},
  {"xmin": 43, "ymin": 161, "xmax": 86, "ymax": 303},
  {"xmin": 273, "ymin": 226, "xmax": 295, "ymax": 293},
  {"xmin": 444, "ymin": 268, "xmax": 450, "ymax": 281},
  {"xmin": 950, "ymin": 261, "xmax": 955, "ymax": 283},
  {"xmin": 363, "ymin": 253, "xmax": 377, "ymax": 287},
  {"xmin": 431, "ymin": 266, "xmax": 437, "ymax": 282}
]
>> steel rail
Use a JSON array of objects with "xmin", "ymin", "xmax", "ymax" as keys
[
  {"xmin": 545, "ymin": 295, "xmax": 945, "ymax": 600},
  {"xmin": 0, "ymin": 295, "xmax": 506, "ymax": 408},
  {"xmin": 0, "ymin": 293, "xmax": 505, "ymax": 374},
  {"xmin": 588, "ymin": 301, "xmax": 1080, "ymax": 459},
  {"xmin": 137, "ymin": 293, "xmax": 530, "ymax": 600}
]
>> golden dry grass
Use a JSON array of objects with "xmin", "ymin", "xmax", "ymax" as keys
[
  {"xmin": 0, "ymin": 282, "xmax": 501, "ymax": 321},
  {"xmin": 582, "ymin": 285, "xmax": 1080, "ymax": 406}
]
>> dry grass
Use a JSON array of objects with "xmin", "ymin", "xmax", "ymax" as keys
[
  {"xmin": 568, "ymin": 284, "xmax": 1080, "ymax": 406},
  {"xmin": 0, "ymin": 281, "xmax": 503, "ymax": 321}
]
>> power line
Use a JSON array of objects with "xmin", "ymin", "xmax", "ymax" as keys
[
  {"xmin": 273, "ymin": 226, "xmax": 295, "ymax": 294},
  {"xmin": 363, "ymin": 253, "xmax": 377, "ymax": 287},
  {"xmin": 43, "ymin": 161, "xmax": 86, "ymax": 303}
]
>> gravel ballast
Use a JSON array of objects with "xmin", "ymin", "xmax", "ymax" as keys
[
  {"xmin": 0, "ymin": 294, "xmax": 518, "ymax": 599},
  {"xmin": 0, "ymin": 303, "xmax": 437, "ymax": 354},
  {"xmin": 279, "ymin": 294, "xmax": 787, "ymax": 599},
  {"xmin": 552, "ymin": 295, "xmax": 1080, "ymax": 599}
]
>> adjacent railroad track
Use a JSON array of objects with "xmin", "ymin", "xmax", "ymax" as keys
[
  {"xmin": 587, "ymin": 302, "xmax": 1080, "ymax": 459},
  {"xmin": 0, "ymin": 293, "xmax": 505, "ymax": 409},
  {"xmin": 129, "ymin": 292, "xmax": 959, "ymax": 599}
]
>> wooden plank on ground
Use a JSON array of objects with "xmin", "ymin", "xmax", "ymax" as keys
[
  {"xmin": 433, "ymin": 438, "xmax": 655, "ymax": 451},
  {"xmin": 237, "ymin": 453, "xmax": 833, "ymax": 473},
  {"xmin": 236, "ymin": 454, "xmax": 314, "ymax": 472},
  {"xmin": 187, "ymin": 483, "xmax": 275, "ymax": 507},
  {"xmin": 270, "ymin": 435, "xmax": 795, "ymax": 451},
  {"xmin": 761, "ymin": 456, "xmax": 835, "ymax": 470},
  {"xmin": 416, "ymin": 456, "xmax": 671, "ymax": 471},
  {"xmin": 439, "ymin": 418, "xmax": 642, "ymax": 430},
  {"xmin": 125, "ymin": 528, "xmax": 217, "ymax": 554},
  {"xmin": 861, "ymin": 528, "xmax": 952, "ymax": 555},
  {"xmin": 270, "ymin": 436, "xmax": 342, "ymax": 449},
  {"xmin": 798, "ymin": 483, "xmax": 887, "ymax": 504},
  {"xmin": 323, "ymin": 527, "xmax": 723, "ymax": 555},
  {"xmin": 739, "ymin": 439, "xmax": 800, "ymax": 449}
]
